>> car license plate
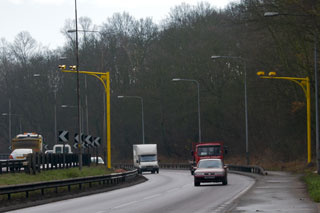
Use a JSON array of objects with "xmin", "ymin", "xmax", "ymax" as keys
[{"xmin": 204, "ymin": 176, "xmax": 215, "ymax": 179}]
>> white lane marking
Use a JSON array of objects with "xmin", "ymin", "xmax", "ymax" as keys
[
  {"xmin": 143, "ymin": 193, "xmax": 161, "ymax": 200},
  {"xmin": 212, "ymin": 178, "xmax": 256, "ymax": 213},
  {"xmin": 167, "ymin": 188, "xmax": 179, "ymax": 193},
  {"xmin": 113, "ymin": 200, "xmax": 138, "ymax": 209}
]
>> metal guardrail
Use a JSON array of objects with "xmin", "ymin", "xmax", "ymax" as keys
[
  {"xmin": 0, "ymin": 154, "xmax": 9, "ymax": 160},
  {"xmin": 227, "ymin": 164, "xmax": 268, "ymax": 175},
  {"xmin": 0, "ymin": 159, "xmax": 26, "ymax": 174},
  {"xmin": 114, "ymin": 163, "xmax": 267, "ymax": 175},
  {"xmin": 113, "ymin": 163, "xmax": 190, "ymax": 170},
  {"xmin": 0, "ymin": 153, "xmax": 91, "ymax": 174},
  {"xmin": 0, "ymin": 169, "xmax": 138, "ymax": 200}
]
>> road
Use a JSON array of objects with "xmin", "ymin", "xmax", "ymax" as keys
[{"xmin": 9, "ymin": 170, "xmax": 254, "ymax": 213}]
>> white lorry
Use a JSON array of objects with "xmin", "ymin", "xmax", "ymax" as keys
[{"xmin": 133, "ymin": 144, "xmax": 159, "ymax": 174}]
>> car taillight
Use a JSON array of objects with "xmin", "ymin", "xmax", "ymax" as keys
[{"xmin": 9, "ymin": 155, "xmax": 13, "ymax": 159}]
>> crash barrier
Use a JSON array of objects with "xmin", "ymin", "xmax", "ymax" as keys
[
  {"xmin": 114, "ymin": 163, "xmax": 267, "ymax": 175},
  {"xmin": 0, "ymin": 159, "xmax": 25, "ymax": 174},
  {"xmin": 227, "ymin": 164, "xmax": 267, "ymax": 175},
  {"xmin": 160, "ymin": 163, "xmax": 190, "ymax": 170},
  {"xmin": 114, "ymin": 163, "xmax": 190, "ymax": 170},
  {"xmin": 0, "ymin": 153, "xmax": 91, "ymax": 174},
  {"xmin": 25, "ymin": 153, "xmax": 91, "ymax": 174},
  {"xmin": 0, "ymin": 154, "xmax": 9, "ymax": 160},
  {"xmin": 0, "ymin": 169, "xmax": 138, "ymax": 200}
]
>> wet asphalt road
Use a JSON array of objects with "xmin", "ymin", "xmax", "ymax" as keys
[
  {"xmin": 6, "ymin": 170, "xmax": 318, "ymax": 213},
  {"xmin": 8, "ymin": 170, "xmax": 254, "ymax": 213}
]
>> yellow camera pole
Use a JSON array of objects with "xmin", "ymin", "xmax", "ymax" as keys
[
  {"xmin": 59, "ymin": 66, "xmax": 111, "ymax": 168},
  {"xmin": 257, "ymin": 72, "xmax": 311, "ymax": 163}
]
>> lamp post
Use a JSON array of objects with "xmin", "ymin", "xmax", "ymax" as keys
[
  {"xmin": 172, "ymin": 78, "xmax": 202, "ymax": 143},
  {"xmin": 67, "ymin": 29, "xmax": 100, "ymax": 135},
  {"xmin": 118, "ymin": 96, "xmax": 145, "ymax": 144},
  {"xmin": 61, "ymin": 105, "xmax": 83, "ymax": 133},
  {"xmin": 2, "ymin": 112, "xmax": 22, "ymax": 149},
  {"xmin": 69, "ymin": 0, "xmax": 83, "ymax": 170},
  {"xmin": 264, "ymin": 11, "xmax": 319, "ymax": 170},
  {"xmin": 33, "ymin": 74, "xmax": 58, "ymax": 145},
  {"xmin": 257, "ymin": 71, "xmax": 311, "ymax": 163},
  {"xmin": 58, "ymin": 66, "xmax": 111, "ymax": 168},
  {"xmin": 211, "ymin": 55, "xmax": 249, "ymax": 165},
  {"xmin": 61, "ymin": 104, "xmax": 83, "ymax": 166}
]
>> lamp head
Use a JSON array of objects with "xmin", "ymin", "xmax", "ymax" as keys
[
  {"xmin": 268, "ymin": 71, "xmax": 277, "ymax": 76},
  {"xmin": 69, "ymin": 65, "xmax": 77, "ymax": 70},
  {"xmin": 210, "ymin": 56, "xmax": 221, "ymax": 59},
  {"xmin": 256, "ymin": 71, "xmax": 265, "ymax": 76},
  {"xmin": 264, "ymin": 12, "xmax": 280, "ymax": 17},
  {"xmin": 172, "ymin": 78, "xmax": 181, "ymax": 81},
  {"xmin": 58, "ymin": 65, "xmax": 66, "ymax": 70}
]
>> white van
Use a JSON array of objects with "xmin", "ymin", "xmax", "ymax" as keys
[
  {"xmin": 53, "ymin": 144, "xmax": 72, "ymax": 154},
  {"xmin": 133, "ymin": 144, "xmax": 159, "ymax": 174}
]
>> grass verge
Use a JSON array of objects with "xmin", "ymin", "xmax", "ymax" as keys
[
  {"xmin": 302, "ymin": 172, "xmax": 320, "ymax": 202},
  {"xmin": 0, "ymin": 165, "xmax": 114, "ymax": 186}
]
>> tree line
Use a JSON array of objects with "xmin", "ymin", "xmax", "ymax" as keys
[{"xmin": 0, "ymin": 0, "xmax": 319, "ymax": 163}]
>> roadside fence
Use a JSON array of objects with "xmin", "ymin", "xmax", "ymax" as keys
[{"xmin": 0, "ymin": 153, "xmax": 91, "ymax": 174}]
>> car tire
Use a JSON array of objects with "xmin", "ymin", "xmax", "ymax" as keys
[
  {"xmin": 156, "ymin": 169, "xmax": 159, "ymax": 174},
  {"xmin": 194, "ymin": 180, "xmax": 200, "ymax": 186},
  {"xmin": 222, "ymin": 177, "xmax": 228, "ymax": 185}
]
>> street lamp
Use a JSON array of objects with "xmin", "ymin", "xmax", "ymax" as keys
[
  {"xmin": 61, "ymin": 105, "xmax": 83, "ymax": 133},
  {"xmin": 118, "ymin": 96, "xmax": 145, "ymax": 144},
  {"xmin": 257, "ymin": 71, "xmax": 311, "ymax": 164},
  {"xmin": 33, "ymin": 73, "xmax": 58, "ymax": 145},
  {"xmin": 60, "ymin": 104, "xmax": 83, "ymax": 166},
  {"xmin": 67, "ymin": 29, "xmax": 99, "ymax": 33},
  {"xmin": 68, "ymin": 0, "xmax": 83, "ymax": 170},
  {"xmin": 2, "ymin": 113, "xmax": 22, "ymax": 148},
  {"xmin": 67, "ymin": 29, "xmax": 101, "ymax": 136},
  {"xmin": 211, "ymin": 55, "xmax": 249, "ymax": 165},
  {"xmin": 172, "ymin": 78, "xmax": 202, "ymax": 143},
  {"xmin": 264, "ymin": 11, "xmax": 319, "ymax": 171},
  {"xmin": 59, "ymin": 67, "xmax": 111, "ymax": 168}
]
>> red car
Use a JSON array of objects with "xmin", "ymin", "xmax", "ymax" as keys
[{"xmin": 194, "ymin": 159, "xmax": 228, "ymax": 186}]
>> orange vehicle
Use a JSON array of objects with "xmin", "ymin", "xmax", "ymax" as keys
[
  {"xmin": 11, "ymin": 133, "xmax": 43, "ymax": 153},
  {"xmin": 190, "ymin": 141, "xmax": 227, "ymax": 175}
]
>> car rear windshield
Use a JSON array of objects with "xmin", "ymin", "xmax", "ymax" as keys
[{"xmin": 198, "ymin": 160, "xmax": 222, "ymax": 168}]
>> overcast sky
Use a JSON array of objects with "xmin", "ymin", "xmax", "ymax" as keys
[{"xmin": 1, "ymin": 0, "xmax": 238, "ymax": 49}]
